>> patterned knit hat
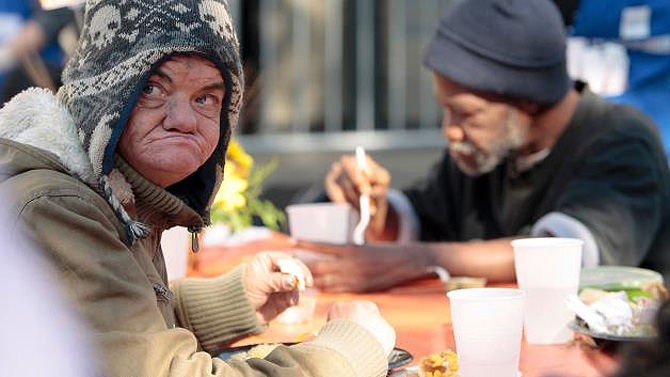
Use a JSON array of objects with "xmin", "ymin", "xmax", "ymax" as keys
[{"xmin": 57, "ymin": 0, "xmax": 243, "ymax": 242}]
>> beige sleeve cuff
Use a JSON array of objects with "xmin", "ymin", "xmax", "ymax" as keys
[
  {"xmin": 302, "ymin": 320, "xmax": 388, "ymax": 377},
  {"xmin": 172, "ymin": 265, "xmax": 265, "ymax": 353}
]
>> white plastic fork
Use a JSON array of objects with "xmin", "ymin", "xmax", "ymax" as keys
[{"xmin": 352, "ymin": 146, "xmax": 370, "ymax": 245}]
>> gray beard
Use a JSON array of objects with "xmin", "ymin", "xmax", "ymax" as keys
[{"xmin": 450, "ymin": 112, "xmax": 526, "ymax": 177}]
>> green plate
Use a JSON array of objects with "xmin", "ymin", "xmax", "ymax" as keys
[{"xmin": 580, "ymin": 266, "xmax": 663, "ymax": 292}]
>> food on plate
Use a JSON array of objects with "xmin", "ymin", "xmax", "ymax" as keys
[
  {"xmin": 443, "ymin": 277, "xmax": 487, "ymax": 292},
  {"xmin": 277, "ymin": 258, "xmax": 306, "ymax": 290},
  {"xmin": 577, "ymin": 288, "xmax": 609, "ymax": 306},
  {"xmin": 229, "ymin": 343, "xmax": 280, "ymax": 361},
  {"xmin": 571, "ymin": 280, "xmax": 668, "ymax": 338},
  {"xmin": 418, "ymin": 349, "xmax": 459, "ymax": 377}
]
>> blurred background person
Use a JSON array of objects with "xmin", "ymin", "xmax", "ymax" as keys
[{"xmin": 0, "ymin": 0, "xmax": 75, "ymax": 102}]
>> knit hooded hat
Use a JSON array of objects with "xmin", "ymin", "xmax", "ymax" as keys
[{"xmin": 57, "ymin": 0, "xmax": 243, "ymax": 242}]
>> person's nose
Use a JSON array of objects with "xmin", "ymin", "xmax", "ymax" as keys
[
  {"xmin": 446, "ymin": 125, "xmax": 465, "ymax": 143},
  {"xmin": 163, "ymin": 96, "xmax": 197, "ymax": 133},
  {"xmin": 443, "ymin": 114, "xmax": 465, "ymax": 143}
]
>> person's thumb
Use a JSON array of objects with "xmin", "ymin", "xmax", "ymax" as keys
[{"xmin": 266, "ymin": 272, "xmax": 300, "ymax": 293}]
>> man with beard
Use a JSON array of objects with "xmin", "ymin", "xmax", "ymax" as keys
[
  {"xmin": 298, "ymin": 0, "xmax": 670, "ymax": 292},
  {"xmin": 0, "ymin": 0, "xmax": 396, "ymax": 375}
]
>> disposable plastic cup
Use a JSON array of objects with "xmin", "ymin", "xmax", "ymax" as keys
[
  {"xmin": 275, "ymin": 288, "xmax": 318, "ymax": 325},
  {"xmin": 512, "ymin": 237, "xmax": 583, "ymax": 344},
  {"xmin": 286, "ymin": 203, "xmax": 358, "ymax": 244},
  {"xmin": 448, "ymin": 288, "xmax": 525, "ymax": 377}
]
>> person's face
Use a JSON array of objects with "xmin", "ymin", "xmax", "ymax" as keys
[
  {"xmin": 118, "ymin": 55, "xmax": 225, "ymax": 188},
  {"xmin": 432, "ymin": 73, "xmax": 530, "ymax": 176}
]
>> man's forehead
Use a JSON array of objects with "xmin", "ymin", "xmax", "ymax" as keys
[{"xmin": 433, "ymin": 72, "xmax": 516, "ymax": 105}]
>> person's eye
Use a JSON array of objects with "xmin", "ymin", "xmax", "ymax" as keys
[
  {"xmin": 142, "ymin": 84, "xmax": 155, "ymax": 95},
  {"xmin": 195, "ymin": 94, "xmax": 221, "ymax": 106},
  {"xmin": 141, "ymin": 83, "xmax": 165, "ymax": 98}
]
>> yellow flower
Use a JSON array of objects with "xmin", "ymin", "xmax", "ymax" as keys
[
  {"xmin": 214, "ymin": 163, "xmax": 248, "ymax": 211},
  {"xmin": 226, "ymin": 139, "xmax": 254, "ymax": 177},
  {"xmin": 210, "ymin": 139, "xmax": 285, "ymax": 233}
]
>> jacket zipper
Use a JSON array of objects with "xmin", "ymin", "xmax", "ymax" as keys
[{"xmin": 153, "ymin": 283, "xmax": 173, "ymax": 302}]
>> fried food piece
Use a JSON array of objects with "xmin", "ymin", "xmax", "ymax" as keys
[
  {"xmin": 642, "ymin": 281, "xmax": 669, "ymax": 300},
  {"xmin": 443, "ymin": 277, "xmax": 487, "ymax": 292},
  {"xmin": 277, "ymin": 259, "xmax": 306, "ymax": 290},
  {"xmin": 578, "ymin": 288, "xmax": 609, "ymax": 306},
  {"xmin": 418, "ymin": 349, "xmax": 459, "ymax": 377},
  {"xmin": 230, "ymin": 344, "xmax": 280, "ymax": 361}
]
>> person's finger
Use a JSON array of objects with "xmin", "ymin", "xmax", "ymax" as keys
[
  {"xmin": 325, "ymin": 162, "xmax": 347, "ymax": 204},
  {"xmin": 314, "ymin": 273, "xmax": 346, "ymax": 292},
  {"xmin": 263, "ymin": 271, "xmax": 301, "ymax": 292},
  {"xmin": 294, "ymin": 240, "xmax": 356, "ymax": 256},
  {"xmin": 265, "ymin": 252, "xmax": 311, "ymax": 289},
  {"xmin": 296, "ymin": 259, "xmax": 314, "ymax": 287},
  {"xmin": 370, "ymin": 183, "xmax": 389, "ymax": 199},
  {"xmin": 308, "ymin": 260, "xmax": 342, "ymax": 276},
  {"xmin": 276, "ymin": 291, "xmax": 296, "ymax": 308},
  {"xmin": 336, "ymin": 171, "xmax": 362, "ymax": 208},
  {"xmin": 367, "ymin": 159, "xmax": 391, "ymax": 187},
  {"xmin": 341, "ymin": 155, "xmax": 371, "ymax": 195},
  {"xmin": 259, "ymin": 292, "xmax": 295, "ymax": 322},
  {"xmin": 290, "ymin": 290, "xmax": 300, "ymax": 306}
]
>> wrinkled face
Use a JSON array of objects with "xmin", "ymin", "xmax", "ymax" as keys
[
  {"xmin": 118, "ymin": 55, "xmax": 225, "ymax": 188},
  {"xmin": 433, "ymin": 73, "xmax": 530, "ymax": 177}
]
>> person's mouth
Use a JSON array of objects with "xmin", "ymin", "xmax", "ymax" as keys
[{"xmin": 453, "ymin": 151, "xmax": 477, "ymax": 170}]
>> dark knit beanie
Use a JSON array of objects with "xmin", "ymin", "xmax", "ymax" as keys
[{"xmin": 424, "ymin": 0, "xmax": 570, "ymax": 105}]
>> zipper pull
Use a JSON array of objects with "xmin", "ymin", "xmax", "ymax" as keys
[{"xmin": 189, "ymin": 228, "xmax": 200, "ymax": 253}]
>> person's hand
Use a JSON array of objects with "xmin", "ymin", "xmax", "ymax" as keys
[
  {"xmin": 244, "ymin": 251, "xmax": 313, "ymax": 324},
  {"xmin": 325, "ymin": 154, "xmax": 391, "ymax": 237},
  {"xmin": 295, "ymin": 241, "xmax": 432, "ymax": 292},
  {"xmin": 327, "ymin": 301, "xmax": 396, "ymax": 356}
]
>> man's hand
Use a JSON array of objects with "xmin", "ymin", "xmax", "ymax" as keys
[
  {"xmin": 295, "ymin": 241, "xmax": 432, "ymax": 293},
  {"xmin": 244, "ymin": 251, "xmax": 313, "ymax": 324},
  {"xmin": 327, "ymin": 301, "xmax": 396, "ymax": 356},
  {"xmin": 325, "ymin": 154, "xmax": 391, "ymax": 237}
]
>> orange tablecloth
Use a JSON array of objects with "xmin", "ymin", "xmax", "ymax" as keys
[{"xmin": 189, "ymin": 232, "xmax": 609, "ymax": 377}]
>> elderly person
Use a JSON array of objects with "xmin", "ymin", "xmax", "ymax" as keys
[
  {"xmin": 301, "ymin": 0, "xmax": 670, "ymax": 292},
  {"xmin": 0, "ymin": 1, "xmax": 394, "ymax": 376}
]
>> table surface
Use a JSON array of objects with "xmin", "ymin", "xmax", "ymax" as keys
[{"xmin": 188, "ymin": 233, "xmax": 610, "ymax": 377}]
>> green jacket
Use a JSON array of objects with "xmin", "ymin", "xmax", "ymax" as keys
[{"xmin": 0, "ymin": 89, "xmax": 388, "ymax": 377}]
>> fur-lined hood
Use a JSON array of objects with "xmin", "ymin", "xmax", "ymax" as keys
[
  {"xmin": 0, "ymin": 87, "xmax": 203, "ymax": 233},
  {"xmin": 0, "ymin": 88, "xmax": 95, "ymax": 185}
]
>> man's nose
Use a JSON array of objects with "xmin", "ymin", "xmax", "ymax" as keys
[
  {"xmin": 444, "ymin": 121, "xmax": 465, "ymax": 143},
  {"xmin": 164, "ymin": 97, "xmax": 197, "ymax": 132}
]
